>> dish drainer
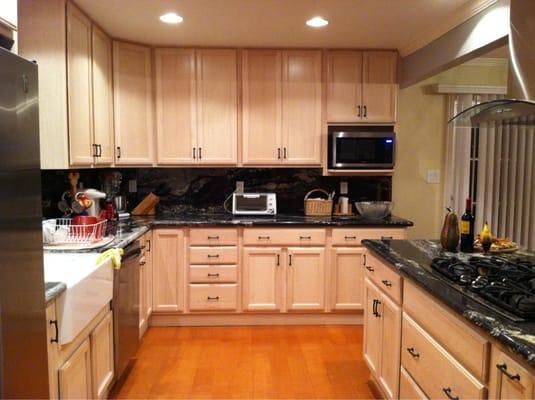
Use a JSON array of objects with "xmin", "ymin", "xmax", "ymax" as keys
[{"xmin": 43, "ymin": 218, "xmax": 107, "ymax": 245}]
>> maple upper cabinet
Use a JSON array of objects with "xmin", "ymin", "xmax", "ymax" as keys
[
  {"xmin": 113, "ymin": 41, "xmax": 154, "ymax": 165},
  {"xmin": 242, "ymin": 49, "xmax": 321, "ymax": 166},
  {"xmin": 196, "ymin": 49, "xmax": 238, "ymax": 164},
  {"xmin": 327, "ymin": 50, "xmax": 397, "ymax": 123}
]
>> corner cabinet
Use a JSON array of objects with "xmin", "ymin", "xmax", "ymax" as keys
[
  {"xmin": 113, "ymin": 41, "xmax": 154, "ymax": 165},
  {"xmin": 242, "ymin": 49, "xmax": 322, "ymax": 166},
  {"xmin": 327, "ymin": 50, "xmax": 398, "ymax": 123}
]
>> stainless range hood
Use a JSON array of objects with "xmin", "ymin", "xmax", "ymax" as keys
[{"xmin": 449, "ymin": 0, "xmax": 535, "ymax": 125}]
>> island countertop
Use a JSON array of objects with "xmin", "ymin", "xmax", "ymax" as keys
[{"xmin": 362, "ymin": 239, "xmax": 535, "ymax": 366}]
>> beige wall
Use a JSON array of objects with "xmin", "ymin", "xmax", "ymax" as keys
[{"xmin": 393, "ymin": 59, "xmax": 508, "ymax": 239}]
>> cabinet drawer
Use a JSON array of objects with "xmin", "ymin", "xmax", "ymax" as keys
[
  {"xmin": 189, "ymin": 247, "xmax": 238, "ymax": 264},
  {"xmin": 400, "ymin": 366, "xmax": 428, "ymax": 400},
  {"xmin": 189, "ymin": 228, "xmax": 238, "ymax": 246},
  {"xmin": 365, "ymin": 253, "xmax": 402, "ymax": 304},
  {"xmin": 189, "ymin": 265, "xmax": 238, "ymax": 283},
  {"xmin": 404, "ymin": 280, "xmax": 489, "ymax": 382},
  {"xmin": 189, "ymin": 284, "xmax": 237, "ymax": 311},
  {"xmin": 243, "ymin": 228, "xmax": 326, "ymax": 246},
  {"xmin": 402, "ymin": 314, "xmax": 486, "ymax": 400},
  {"xmin": 332, "ymin": 228, "xmax": 406, "ymax": 246}
]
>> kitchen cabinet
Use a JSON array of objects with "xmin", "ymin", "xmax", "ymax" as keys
[
  {"xmin": 58, "ymin": 338, "xmax": 92, "ymax": 400},
  {"xmin": 242, "ymin": 248, "xmax": 283, "ymax": 311},
  {"xmin": 139, "ymin": 231, "xmax": 154, "ymax": 336},
  {"xmin": 363, "ymin": 278, "xmax": 382, "ymax": 377},
  {"xmin": 113, "ymin": 41, "xmax": 154, "ymax": 165},
  {"xmin": 242, "ymin": 49, "xmax": 321, "ymax": 166},
  {"xmin": 286, "ymin": 248, "xmax": 325, "ymax": 310},
  {"xmin": 327, "ymin": 50, "xmax": 397, "ymax": 123},
  {"xmin": 195, "ymin": 49, "xmax": 238, "ymax": 164},
  {"xmin": 90, "ymin": 310, "xmax": 114, "ymax": 399},
  {"xmin": 0, "ymin": 0, "xmax": 16, "ymax": 29},
  {"xmin": 331, "ymin": 248, "xmax": 365, "ymax": 310},
  {"xmin": 489, "ymin": 347, "xmax": 534, "ymax": 400},
  {"xmin": 152, "ymin": 229, "xmax": 185, "ymax": 312}
]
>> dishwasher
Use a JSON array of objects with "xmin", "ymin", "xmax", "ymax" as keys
[{"xmin": 113, "ymin": 239, "xmax": 141, "ymax": 382}]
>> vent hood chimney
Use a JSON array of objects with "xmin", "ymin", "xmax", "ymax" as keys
[{"xmin": 449, "ymin": 0, "xmax": 535, "ymax": 125}]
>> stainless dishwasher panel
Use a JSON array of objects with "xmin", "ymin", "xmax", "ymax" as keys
[{"xmin": 113, "ymin": 240, "xmax": 141, "ymax": 381}]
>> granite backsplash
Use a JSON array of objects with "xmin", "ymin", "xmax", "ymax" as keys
[{"xmin": 41, "ymin": 168, "xmax": 392, "ymax": 218}]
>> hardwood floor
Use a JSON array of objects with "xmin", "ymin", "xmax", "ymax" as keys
[{"xmin": 111, "ymin": 325, "xmax": 374, "ymax": 399}]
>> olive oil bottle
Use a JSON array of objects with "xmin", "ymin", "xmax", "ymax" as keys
[{"xmin": 460, "ymin": 198, "xmax": 475, "ymax": 252}]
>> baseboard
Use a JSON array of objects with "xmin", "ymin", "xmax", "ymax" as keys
[{"xmin": 149, "ymin": 312, "xmax": 363, "ymax": 327}]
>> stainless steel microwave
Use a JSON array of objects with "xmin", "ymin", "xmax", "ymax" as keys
[{"xmin": 328, "ymin": 130, "xmax": 395, "ymax": 169}]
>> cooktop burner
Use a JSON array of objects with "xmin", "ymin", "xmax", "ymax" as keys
[{"xmin": 431, "ymin": 256, "xmax": 535, "ymax": 321}]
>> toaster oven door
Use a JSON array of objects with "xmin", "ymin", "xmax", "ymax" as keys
[{"xmin": 233, "ymin": 194, "xmax": 269, "ymax": 213}]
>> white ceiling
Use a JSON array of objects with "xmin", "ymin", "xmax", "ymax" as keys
[{"xmin": 74, "ymin": 0, "xmax": 496, "ymax": 56}]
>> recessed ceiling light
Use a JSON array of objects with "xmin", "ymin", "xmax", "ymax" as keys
[
  {"xmin": 160, "ymin": 12, "xmax": 183, "ymax": 24},
  {"xmin": 306, "ymin": 16, "xmax": 329, "ymax": 28}
]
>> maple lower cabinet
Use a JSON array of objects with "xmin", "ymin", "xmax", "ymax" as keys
[
  {"xmin": 327, "ymin": 50, "xmax": 397, "ymax": 123},
  {"xmin": 242, "ymin": 247, "xmax": 283, "ymax": 311},
  {"xmin": 113, "ymin": 41, "xmax": 154, "ymax": 165},
  {"xmin": 152, "ymin": 229, "xmax": 185, "ymax": 312},
  {"xmin": 489, "ymin": 347, "xmax": 534, "ymax": 400},
  {"xmin": 364, "ymin": 278, "xmax": 382, "ymax": 377},
  {"xmin": 139, "ymin": 231, "xmax": 153, "ymax": 336},
  {"xmin": 286, "ymin": 248, "xmax": 325, "ymax": 310},
  {"xmin": 331, "ymin": 248, "xmax": 365, "ymax": 310},
  {"xmin": 90, "ymin": 311, "xmax": 114, "ymax": 400},
  {"xmin": 58, "ymin": 338, "xmax": 93, "ymax": 400}
]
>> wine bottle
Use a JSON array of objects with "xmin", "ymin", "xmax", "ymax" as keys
[{"xmin": 460, "ymin": 198, "xmax": 475, "ymax": 253}]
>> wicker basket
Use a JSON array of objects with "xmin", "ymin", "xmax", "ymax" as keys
[{"xmin": 304, "ymin": 189, "xmax": 333, "ymax": 216}]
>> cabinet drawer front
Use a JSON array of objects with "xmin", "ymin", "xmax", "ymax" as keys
[
  {"xmin": 189, "ymin": 247, "xmax": 238, "ymax": 264},
  {"xmin": 404, "ymin": 280, "xmax": 489, "ymax": 382},
  {"xmin": 189, "ymin": 284, "xmax": 237, "ymax": 311},
  {"xmin": 400, "ymin": 366, "xmax": 428, "ymax": 400},
  {"xmin": 365, "ymin": 253, "xmax": 402, "ymax": 304},
  {"xmin": 402, "ymin": 314, "xmax": 485, "ymax": 400},
  {"xmin": 189, "ymin": 265, "xmax": 238, "ymax": 283},
  {"xmin": 189, "ymin": 228, "xmax": 238, "ymax": 246},
  {"xmin": 243, "ymin": 228, "xmax": 326, "ymax": 246},
  {"xmin": 332, "ymin": 228, "xmax": 405, "ymax": 246}
]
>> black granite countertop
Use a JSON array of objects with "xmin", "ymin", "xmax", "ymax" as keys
[
  {"xmin": 45, "ymin": 281, "xmax": 67, "ymax": 303},
  {"xmin": 362, "ymin": 239, "xmax": 535, "ymax": 366}
]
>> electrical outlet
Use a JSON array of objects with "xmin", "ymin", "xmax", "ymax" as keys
[
  {"xmin": 426, "ymin": 170, "xmax": 440, "ymax": 184},
  {"xmin": 128, "ymin": 179, "xmax": 137, "ymax": 193},
  {"xmin": 340, "ymin": 181, "xmax": 348, "ymax": 195},
  {"xmin": 236, "ymin": 181, "xmax": 244, "ymax": 193}
]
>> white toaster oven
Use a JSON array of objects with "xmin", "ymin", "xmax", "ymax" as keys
[{"xmin": 232, "ymin": 193, "xmax": 277, "ymax": 215}]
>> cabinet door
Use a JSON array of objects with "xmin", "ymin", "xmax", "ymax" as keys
[
  {"xmin": 145, "ymin": 231, "xmax": 153, "ymax": 318},
  {"xmin": 378, "ymin": 291, "xmax": 402, "ymax": 399},
  {"xmin": 489, "ymin": 348, "xmax": 534, "ymax": 400},
  {"xmin": 90, "ymin": 310, "xmax": 114, "ymax": 400},
  {"xmin": 58, "ymin": 338, "xmax": 92, "ymax": 400},
  {"xmin": 46, "ymin": 302, "xmax": 59, "ymax": 400},
  {"xmin": 113, "ymin": 41, "xmax": 154, "ymax": 164},
  {"xmin": 153, "ymin": 229, "xmax": 184, "ymax": 312},
  {"xmin": 363, "ymin": 278, "xmax": 382, "ymax": 377},
  {"xmin": 155, "ymin": 48, "xmax": 197, "ymax": 164},
  {"xmin": 362, "ymin": 51, "xmax": 397, "ymax": 123},
  {"xmin": 326, "ymin": 50, "xmax": 363, "ymax": 123},
  {"xmin": 242, "ymin": 50, "xmax": 282, "ymax": 165},
  {"xmin": 66, "ymin": 3, "xmax": 93, "ymax": 166},
  {"xmin": 286, "ymin": 247, "xmax": 325, "ymax": 310},
  {"xmin": 196, "ymin": 49, "xmax": 237, "ymax": 165},
  {"xmin": 331, "ymin": 248, "xmax": 364, "ymax": 310},
  {"xmin": 91, "ymin": 25, "xmax": 114, "ymax": 165},
  {"xmin": 139, "ymin": 255, "xmax": 147, "ymax": 337},
  {"xmin": 281, "ymin": 50, "xmax": 322, "ymax": 165},
  {"xmin": 242, "ymin": 248, "xmax": 283, "ymax": 311}
]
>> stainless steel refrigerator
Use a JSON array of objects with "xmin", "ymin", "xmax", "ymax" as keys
[{"xmin": 0, "ymin": 47, "xmax": 49, "ymax": 397}]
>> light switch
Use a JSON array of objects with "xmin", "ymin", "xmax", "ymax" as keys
[
  {"xmin": 236, "ymin": 181, "xmax": 244, "ymax": 193},
  {"xmin": 340, "ymin": 181, "xmax": 348, "ymax": 195},
  {"xmin": 427, "ymin": 170, "xmax": 440, "ymax": 184}
]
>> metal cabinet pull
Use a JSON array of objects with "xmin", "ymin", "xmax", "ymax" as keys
[
  {"xmin": 258, "ymin": 236, "xmax": 270, "ymax": 240},
  {"xmin": 406, "ymin": 347, "xmax": 420, "ymax": 358},
  {"xmin": 276, "ymin": 254, "xmax": 280, "ymax": 266},
  {"xmin": 207, "ymin": 273, "xmax": 220, "ymax": 277},
  {"xmin": 442, "ymin": 388, "xmax": 459, "ymax": 400},
  {"xmin": 375, "ymin": 300, "xmax": 381, "ymax": 317},
  {"xmin": 496, "ymin": 363, "xmax": 521, "ymax": 381},
  {"xmin": 363, "ymin": 105, "xmax": 367, "ymax": 118},
  {"xmin": 192, "ymin": 147, "xmax": 196, "ymax": 159},
  {"xmin": 381, "ymin": 236, "xmax": 393, "ymax": 240},
  {"xmin": 372, "ymin": 299, "xmax": 377, "ymax": 316},
  {"xmin": 365, "ymin": 266, "xmax": 375, "ymax": 272},
  {"xmin": 147, "ymin": 239, "xmax": 151, "ymax": 252},
  {"xmin": 199, "ymin": 147, "xmax": 202, "ymax": 159},
  {"xmin": 344, "ymin": 236, "xmax": 357, "ymax": 240},
  {"xmin": 363, "ymin": 254, "xmax": 367, "ymax": 264},
  {"xmin": 207, "ymin": 254, "xmax": 220, "ymax": 258},
  {"xmin": 140, "ymin": 260, "xmax": 146, "ymax": 266},
  {"xmin": 357, "ymin": 105, "xmax": 361, "ymax": 117},
  {"xmin": 92, "ymin": 144, "xmax": 98, "ymax": 157},
  {"xmin": 277, "ymin": 148, "xmax": 281, "ymax": 159},
  {"xmin": 283, "ymin": 147, "xmax": 287, "ymax": 159},
  {"xmin": 116, "ymin": 146, "xmax": 121, "ymax": 159},
  {"xmin": 289, "ymin": 254, "xmax": 292, "ymax": 266},
  {"xmin": 207, "ymin": 236, "xmax": 220, "ymax": 240},
  {"xmin": 50, "ymin": 320, "xmax": 59, "ymax": 343},
  {"xmin": 299, "ymin": 236, "xmax": 312, "ymax": 240},
  {"xmin": 207, "ymin": 296, "xmax": 219, "ymax": 301},
  {"xmin": 382, "ymin": 279, "xmax": 392, "ymax": 287},
  {"xmin": 97, "ymin": 144, "xmax": 102, "ymax": 157}
]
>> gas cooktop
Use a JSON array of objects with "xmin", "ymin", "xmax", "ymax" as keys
[{"xmin": 431, "ymin": 256, "xmax": 535, "ymax": 322}]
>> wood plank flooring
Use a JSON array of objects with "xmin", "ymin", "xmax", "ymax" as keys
[{"xmin": 111, "ymin": 325, "xmax": 374, "ymax": 399}]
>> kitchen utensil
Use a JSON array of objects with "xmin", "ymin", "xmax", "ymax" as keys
[
  {"xmin": 131, "ymin": 193, "xmax": 160, "ymax": 216},
  {"xmin": 304, "ymin": 189, "xmax": 333, "ymax": 216},
  {"xmin": 80, "ymin": 188, "xmax": 106, "ymax": 217},
  {"xmin": 114, "ymin": 195, "xmax": 127, "ymax": 212},
  {"xmin": 354, "ymin": 201, "xmax": 393, "ymax": 219}
]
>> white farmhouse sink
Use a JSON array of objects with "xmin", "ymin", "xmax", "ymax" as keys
[{"xmin": 44, "ymin": 253, "xmax": 113, "ymax": 345}]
